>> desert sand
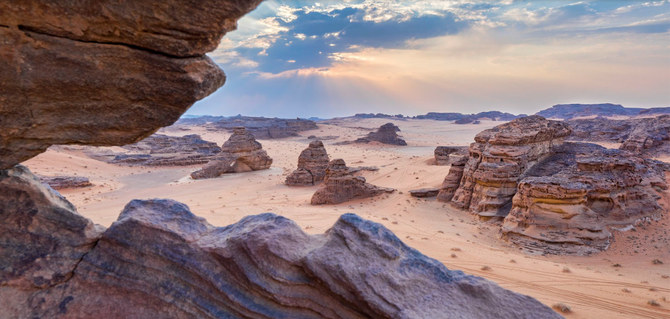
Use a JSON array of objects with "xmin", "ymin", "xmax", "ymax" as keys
[{"xmin": 24, "ymin": 118, "xmax": 670, "ymax": 318}]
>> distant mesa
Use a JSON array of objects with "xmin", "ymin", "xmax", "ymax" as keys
[
  {"xmin": 191, "ymin": 127, "xmax": 272, "ymax": 179},
  {"xmin": 85, "ymin": 134, "xmax": 222, "ymax": 166},
  {"xmin": 311, "ymin": 159, "xmax": 395, "ymax": 204},
  {"xmin": 285, "ymin": 140, "xmax": 330, "ymax": 186},
  {"xmin": 39, "ymin": 175, "xmax": 92, "ymax": 190},
  {"xmin": 415, "ymin": 111, "xmax": 523, "ymax": 123},
  {"xmin": 440, "ymin": 115, "xmax": 667, "ymax": 254},
  {"xmin": 178, "ymin": 115, "xmax": 318, "ymax": 139},
  {"xmin": 535, "ymin": 103, "xmax": 670, "ymax": 120},
  {"xmin": 355, "ymin": 123, "xmax": 407, "ymax": 146},
  {"xmin": 434, "ymin": 146, "xmax": 468, "ymax": 166}
]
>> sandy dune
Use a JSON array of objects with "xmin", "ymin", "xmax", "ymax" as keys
[{"xmin": 25, "ymin": 118, "xmax": 670, "ymax": 318}]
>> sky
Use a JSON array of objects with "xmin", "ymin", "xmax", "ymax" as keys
[{"xmin": 188, "ymin": 0, "xmax": 670, "ymax": 118}]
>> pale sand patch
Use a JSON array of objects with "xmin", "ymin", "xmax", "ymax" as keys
[{"xmin": 23, "ymin": 119, "xmax": 670, "ymax": 319}]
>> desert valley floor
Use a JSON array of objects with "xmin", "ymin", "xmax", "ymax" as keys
[{"xmin": 24, "ymin": 118, "xmax": 670, "ymax": 319}]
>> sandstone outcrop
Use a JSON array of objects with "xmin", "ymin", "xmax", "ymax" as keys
[
  {"xmin": 285, "ymin": 140, "xmax": 330, "ymax": 186},
  {"xmin": 0, "ymin": 175, "xmax": 560, "ymax": 318},
  {"xmin": 355, "ymin": 123, "xmax": 407, "ymax": 145},
  {"xmin": 191, "ymin": 127, "xmax": 272, "ymax": 179},
  {"xmin": 436, "ymin": 155, "xmax": 468, "ymax": 202},
  {"xmin": 86, "ymin": 134, "xmax": 221, "ymax": 166},
  {"xmin": 311, "ymin": 159, "xmax": 395, "ymax": 204},
  {"xmin": 502, "ymin": 143, "xmax": 667, "ymax": 254},
  {"xmin": 409, "ymin": 188, "xmax": 440, "ymax": 198},
  {"xmin": 450, "ymin": 116, "xmax": 572, "ymax": 216},
  {"xmin": 39, "ymin": 175, "xmax": 92, "ymax": 190},
  {"xmin": 0, "ymin": 0, "xmax": 263, "ymax": 169},
  {"xmin": 434, "ymin": 146, "xmax": 468, "ymax": 165}
]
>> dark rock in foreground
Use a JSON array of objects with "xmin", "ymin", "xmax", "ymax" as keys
[
  {"xmin": 39, "ymin": 175, "xmax": 92, "ymax": 190},
  {"xmin": 355, "ymin": 123, "xmax": 407, "ymax": 146},
  {"xmin": 0, "ymin": 167, "xmax": 560, "ymax": 318},
  {"xmin": 191, "ymin": 127, "xmax": 272, "ymax": 179}
]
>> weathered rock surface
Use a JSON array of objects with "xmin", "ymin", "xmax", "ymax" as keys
[
  {"xmin": 0, "ymin": 0, "xmax": 262, "ymax": 169},
  {"xmin": 450, "ymin": 116, "xmax": 572, "ymax": 216},
  {"xmin": 179, "ymin": 115, "xmax": 318, "ymax": 139},
  {"xmin": 355, "ymin": 123, "xmax": 407, "ymax": 146},
  {"xmin": 86, "ymin": 134, "xmax": 221, "ymax": 166},
  {"xmin": 311, "ymin": 159, "xmax": 395, "ymax": 204},
  {"xmin": 39, "ymin": 175, "xmax": 92, "ymax": 190},
  {"xmin": 285, "ymin": 140, "xmax": 330, "ymax": 186},
  {"xmin": 434, "ymin": 146, "xmax": 468, "ymax": 165},
  {"xmin": 191, "ymin": 127, "xmax": 272, "ymax": 179},
  {"xmin": 437, "ymin": 155, "xmax": 468, "ymax": 202},
  {"xmin": 502, "ymin": 143, "xmax": 667, "ymax": 254},
  {"xmin": 409, "ymin": 188, "xmax": 440, "ymax": 198}
]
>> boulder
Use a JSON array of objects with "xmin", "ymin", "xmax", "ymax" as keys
[
  {"xmin": 39, "ymin": 175, "xmax": 92, "ymax": 190},
  {"xmin": 311, "ymin": 159, "xmax": 395, "ymax": 204},
  {"xmin": 450, "ymin": 116, "xmax": 572, "ymax": 216},
  {"xmin": 0, "ymin": 191, "xmax": 560, "ymax": 318},
  {"xmin": 355, "ymin": 123, "xmax": 407, "ymax": 145},
  {"xmin": 409, "ymin": 188, "xmax": 440, "ymax": 198},
  {"xmin": 285, "ymin": 140, "xmax": 330, "ymax": 186},
  {"xmin": 191, "ymin": 127, "xmax": 272, "ymax": 179}
]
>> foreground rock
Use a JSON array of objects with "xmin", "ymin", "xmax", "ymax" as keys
[
  {"xmin": 502, "ymin": 143, "xmax": 667, "ymax": 254},
  {"xmin": 0, "ymin": 172, "xmax": 559, "ymax": 318},
  {"xmin": 39, "ymin": 175, "xmax": 92, "ymax": 190},
  {"xmin": 355, "ymin": 123, "xmax": 407, "ymax": 145},
  {"xmin": 86, "ymin": 134, "xmax": 221, "ymax": 166},
  {"xmin": 285, "ymin": 140, "xmax": 330, "ymax": 186},
  {"xmin": 434, "ymin": 146, "xmax": 468, "ymax": 165},
  {"xmin": 179, "ymin": 115, "xmax": 318, "ymax": 139},
  {"xmin": 451, "ymin": 116, "xmax": 572, "ymax": 216},
  {"xmin": 191, "ymin": 127, "xmax": 272, "ymax": 179},
  {"xmin": 311, "ymin": 159, "xmax": 395, "ymax": 204},
  {"xmin": 0, "ymin": 0, "xmax": 263, "ymax": 169}
]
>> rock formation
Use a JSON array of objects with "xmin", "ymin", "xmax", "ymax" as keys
[
  {"xmin": 450, "ymin": 116, "xmax": 572, "ymax": 217},
  {"xmin": 311, "ymin": 159, "xmax": 396, "ymax": 204},
  {"xmin": 445, "ymin": 116, "xmax": 667, "ymax": 253},
  {"xmin": 502, "ymin": 143, "xmax": 667, "ymax": 254},
  {"xmin": 0, "ymin": 0, "xmax": 263, "ymax": 169},
  {"xmin": 179, "ymin": 115, "xmax": 318, "ymax": 139},
  {"xmin": 409, "ymin": 188, "xmax": 440, "ymax": 198},
  {"xmin": 191, "ymin": 127, "xmax": 272, "ymax": 179},
  {"xmin": 86, "ymin": 134, "xmax": 222, "ymax": 166},
  {"xmin": 39, "ymin": 175, "xmax": 92, "ymax": 190},
  {"xmin": 355, "ymin": 123, "xmax": 407, "ymax": 145},
  {"xmin": 285, "ymin": 140, "xmax": 330, "ymax": 186},
  {"xmin": 434, "ymin": 146, "xmax": 467, "ymax": 165},
  {"xmin": 0, "ymin": 167, "xmax": 559, "ymax": 318}
]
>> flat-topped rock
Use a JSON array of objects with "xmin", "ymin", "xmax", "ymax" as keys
[
  {"xmin": 436, "ymin": 155, "xmax": 468, "ymax": 202},
  {"xmin": 191, "ymin": 127, "xmax": 272, "ymax": 179},
  {"xmin": 450, "ymin": 116, "xmax": 572, "ymax": 216},
  {"xmin": 355, "ymin": 123, "xmax": 407, "ymax": 145},
  {"xmin": 39, "ymin": 175, "xmax": 92, "ymax": 190},
  {"xmin": 179, "ymin": 116, "xmax": 318, "ymax": 139},
  {"xmin": 285, "ymin": 140, "xmax": 330, "ymax": 186},
  {"xmin": 311, "ymin": 159, "xmax": 395, "ymax": 204}
]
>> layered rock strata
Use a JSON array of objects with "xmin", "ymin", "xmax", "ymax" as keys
[
  {"xmin": 285, "ymin": 140, "xmax": 330, "ymax": 186},
  {"xmin": 502, "ymin": 143, "xmax": 667, "ymax": 254},
  {"xmin": 0, "ymin": 0, "xmax": 262, "ymax": 169},
  {"xmin": 436, "ymin": 155, "xmax": 468, "ymax": 202},
  {"xmin": 311, "ymin": 159, "xmax": 395, "ymax": 204},
  {"xmin": 450, "ymin": 116, "xmax": 572, "ymax": 216},
  {"xmin": 0, "ymin": 166, "xmax": 560, "ymax": 318},
  {"xmin": 39, "ymin": 175, "xmax": 92, "ymax": 190},
  {"xmin": 179, "ymin": 116, "xmax": 318, "ymax": 139},
  {"xmin": 355, "ymin": 123, "xmax": 407, "ymax": 145},
  {"xmin": 191, "ymin": 127, "xmax": 272, "ymax": 179}
]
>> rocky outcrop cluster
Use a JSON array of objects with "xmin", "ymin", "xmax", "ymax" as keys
[
  {"xmin": 311, "ymin": 159, "xmax": 395, "ymax": 204},
  {"xmin": 191, "ymin": 127, "xmax": 272, "ymax": 179},
  {"xmin": 39, "ymin": 175, "xmax": 92, "ymax": 190},
  {"xmin": 285, "ymin": 140, "xmax": 330, "ymax": 186},
  {"xmin": 450, "ymin": 116, "xmax": 572, "ymax": 217},
  {"xmin": 0, "ymin": 0, "xmax": 262, "ymax": 169},
  {"xmin": 434, "ymin": 146, "xmax": 467, "ymax": 165},
  {"xmin": 0, "ymin": 166, "xmax": 559, "ymax": 318},
  {"xmin": 444, "ymin": 116, "xmax": 667, "ymax": 253},
  {"xmin": 355, "ymin": 123, "xmax": 407, "ymax": 145},
  {"xmin": 86, "ymin": 134, "xmax": 221, "ymax": 166}
]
